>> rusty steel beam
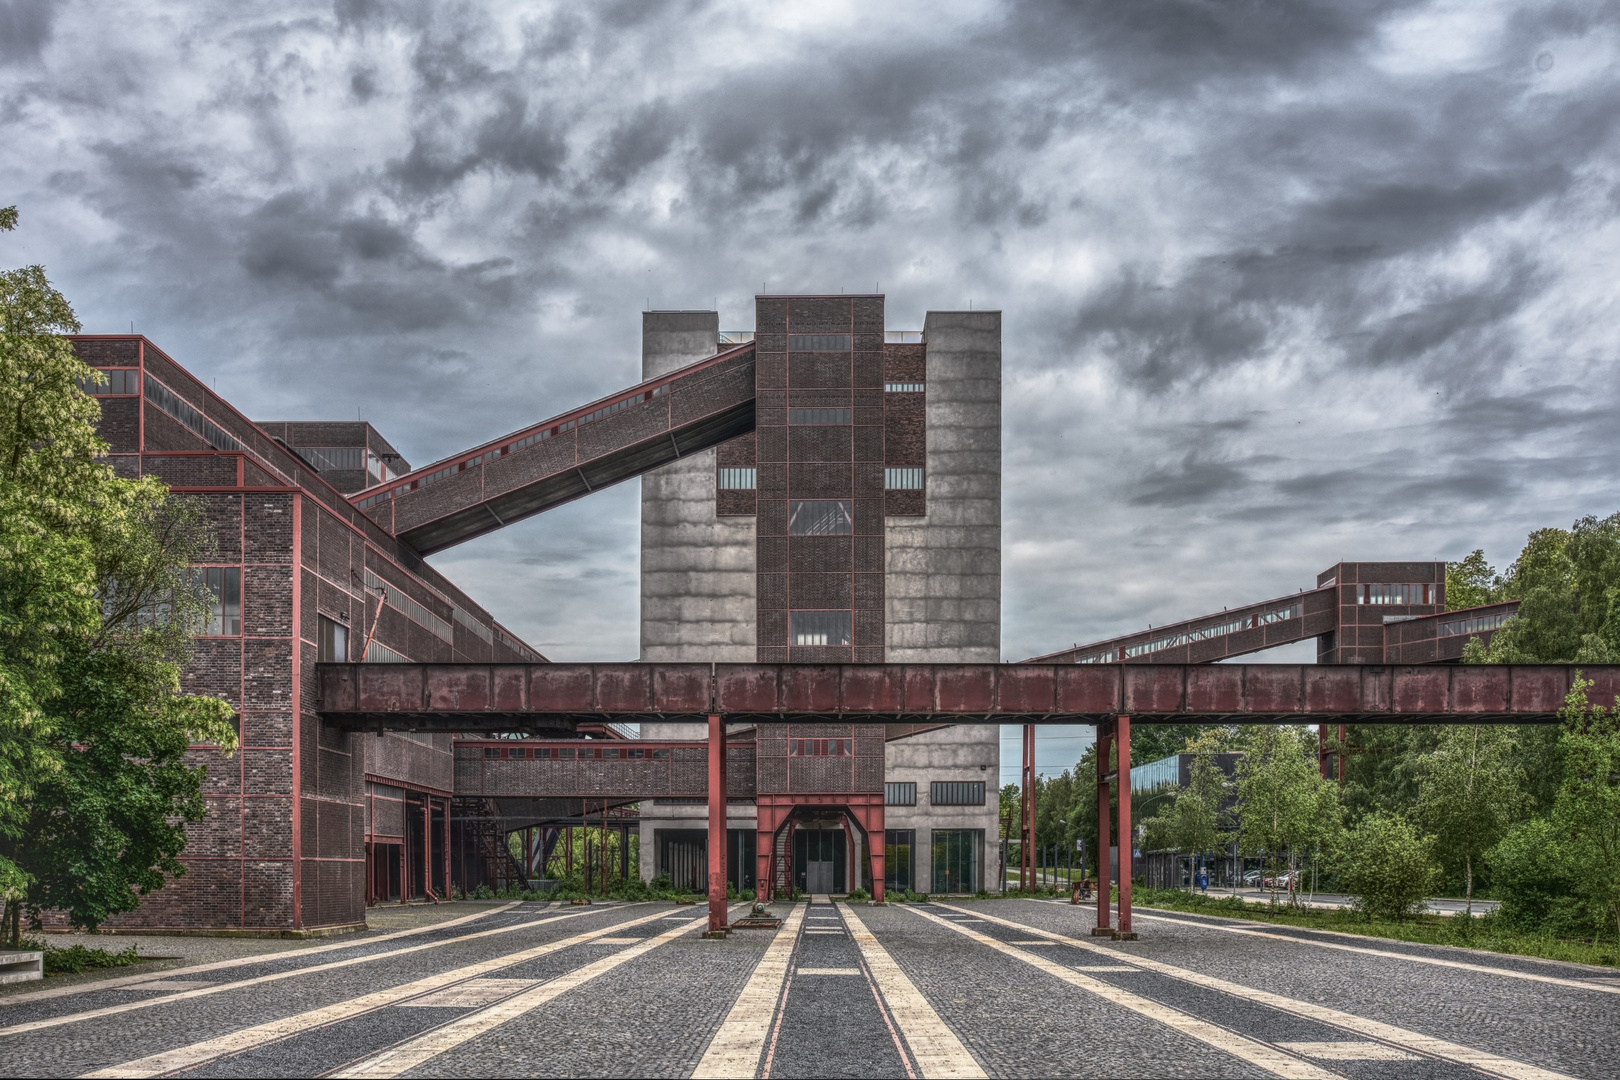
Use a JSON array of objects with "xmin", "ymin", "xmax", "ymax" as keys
[{"xmin": 316, "ymin": 662, "xmax": 1620, "ymax": 727}]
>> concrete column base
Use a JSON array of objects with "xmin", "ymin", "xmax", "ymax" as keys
[
  {"xmin": 1112, "ymin": 931, "xmax": 1139, "ymax": 941},
  {"xmin": 1091, "ymin": 926, "xmax": 1115, "ymax": 936}
]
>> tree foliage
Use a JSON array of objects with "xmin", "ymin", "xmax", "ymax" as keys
[
  {"xmin": 0, "ymin": 206, "xmax": 236, "ymax": 937},
  {"xmin": 1462, "ymin": 516, "xmax": 1620, "ymax": 664},
  {"xmin": 1333, "ymin": 813, "xmax": 1441, "ymax": 921},
  {"xmin": 1414, "ymin": 725, "xmax": 1527, "ymax": 915},
  {"xmin": 1234, "ymin": 726, "xmax": 1341, "ymax": 900}
]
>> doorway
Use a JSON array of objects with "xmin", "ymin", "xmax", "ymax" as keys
[{"xmin": 792, "ymin": 829, "xmax": 846, "ymax": 894}]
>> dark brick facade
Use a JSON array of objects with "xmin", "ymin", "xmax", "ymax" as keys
[{"xmin": 73, "ymin": 336, "xmax": 540, "ymax": 933}]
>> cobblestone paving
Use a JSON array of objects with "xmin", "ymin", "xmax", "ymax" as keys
[{"xmin": 2, "ymin": 897, "xmax": 1612, "ymax": 1079}]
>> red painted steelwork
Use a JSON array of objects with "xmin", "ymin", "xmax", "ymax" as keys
[
  {"xmin": 317, "ymin": 662, "xmax": 1619, "ymax": 726},
  {"xmin": 1095, "ymin": 721, "xmax": 1112, "ymax": 931},
  {"xmin": 1116, "ymin": 715, "xmax": 1133, "ymax": 937},
  {"xmin": 707, "ymin": 715, "xmax": 727, "ymax": 933},
  {"xmin": 1020, "ymin": 724, "xmax": 1035, "ymax": 890}
]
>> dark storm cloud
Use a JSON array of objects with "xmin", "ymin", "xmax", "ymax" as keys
[{"xmin": 0, "ymin": 0, "xmax": 56, "ymax": 64}]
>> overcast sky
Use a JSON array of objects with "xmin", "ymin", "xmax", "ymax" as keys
[{"xmin": 5, "ymin": 0, "xmax": 1617, "ymax": 779}]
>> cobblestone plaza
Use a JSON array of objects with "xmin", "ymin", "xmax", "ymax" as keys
[{"xmin": 4, "ymin": 897, "xmax": 1613, "ymax": 1079}]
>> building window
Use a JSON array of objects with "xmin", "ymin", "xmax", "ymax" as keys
[
  {"xmin": 930, "ymin": 781, "xmax": 985, "ymax": 806},
  {"xmin": 1439, "ymin": 610, "xmax": 1512, "ymax": 637},
  {"xmin": 788, "ymin": 407, "xmax": 852, "ymax": 426},
  {"xmin": 931, "ymin": 830, "xmax": 980, "ymax": 894},
  {"xmin": 790, "ymin": 738, "xmax": 852, "ymax": 757},
  {"xmin": 885, "ymin": 829, "xmax": 916, "ymax": 892},
  {"xmin": 790, "ymin": 610, "xmax": 852, "ymax": 647},
  {"xmin": 318, "ymin": 614, "xmax": 348, "ymax": 662},
  {"xmin": 718, "ymin": 467, "xmax": 757, "ymax": 490},
  {"xmin": 885, "ymin": 782, "xmax": 916, "ymax": 806},
  {"xmin": 294, "ymin": 446, "xmax": 366, "ymax": 472},
  {"xmin": 1357, "ymin": 583, "xmax": 1436, "ymax": 605},
  {"xmin": 789, "ymin": 500, "xmax": 852, "ymax": 535},
  {"xmin": 884, "ymin": 382, "xmax": 924, "ymax": 393},
  {"xmin": 884, "ymin": 468, "xmax": 923, "ymax": 490},
  {"xmin": 788, "ymin": 334, "xmax": 851, "ymax": 351},
  {"xmin": 79, "ymin": 369, "xmax": 140, "ymax": 395},
  {"xmin": 194, "ymin": 567, "xmax": 241, "ymax": 636},
  {"xmin": 365, "ymin": 640, "xmax": 408, "ymax": 663}
]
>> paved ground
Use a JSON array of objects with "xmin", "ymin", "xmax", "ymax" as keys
[{"xmin": 2, "ymin": 897, "xmax": 1614, "ymax": 1078}]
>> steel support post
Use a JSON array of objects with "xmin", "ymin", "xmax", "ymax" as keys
[
  {"xmin": 1095, "ymin": 719, "xmax": 1112, "ymax": 931},
  {"xmin": 870, "ymin": 802, "xmax": 886, "ymax": 903},
  {"xmin": 1116, "ymin": 714, "xmax": 1135, "ymax": 939},
  {"xmin": 706, "ymin": 714, "xmax": 728, "ymax": 935},
  {"xmin": 1021, "ymin": 723, "xmax": 1036, "ymax": 890}
]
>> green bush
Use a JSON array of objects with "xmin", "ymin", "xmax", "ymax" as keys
[
  {"xmin": 1334, "ymin": 812, "xmax": 1441, "ymax": 921},
  {"xmin": 1487, "ymin": 817, "xmax": 1595, "ymax": 936},
  {"xmin": 845, "ymin": 886, "xmax": 870, "ymax": 902},
  {"xmin": 27, "ymin": 940, "xmax": 141, "ymax": 975}
]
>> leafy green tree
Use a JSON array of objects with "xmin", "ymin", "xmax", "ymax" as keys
[
  {"xmin": 1464, "ymin": 516, "xmax": 1620, "ymax": 664},
  {"xmin": 1141, "ymin": 731, "xmax": 1229, "ymax": 891},
  {"xmin": 1334, "ymin": 812, "xmax": 1441, "ymax": 921},
  {"xmin": 1487, "ymin": 817, "xmax": 1586, "ymax": 934},
  {"xmin": 1446, "ymin": 550, "xmax": 1505, "ymax": 610},
  {"xmin": 0, "ymin": 206, "xmax": 236, "ymax": 939},
  {"xmin": 1234, "ymin": 725, "xmax": 1341, "ymax": 901},
  {"xmin": 1553, "ymin": 677, "xmax": 1620, "ymax": 941},
  {"xmin": 1415, "ymin": 726, "xmax": 1527, "ymax": 915}
]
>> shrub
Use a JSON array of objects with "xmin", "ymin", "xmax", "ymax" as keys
[
  {"xmin": 32, "ymin": 940, "xmax": 141, "ymax": 975},
  {"xmin": 1334, "ymin": 813, "xmax": 1441, "ymax": 921},
  {"xmin": 1487, "ymin": 817, "xmax": 1595, "ymax": 936},
  {"xmin": 845, "ymin": 886, "xmax": 870, "ymax": 902}
]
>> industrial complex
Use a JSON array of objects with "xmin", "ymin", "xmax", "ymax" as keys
[{"xmin": 69, "ymin": 295, "xmax": 1558, "ymax": 937}]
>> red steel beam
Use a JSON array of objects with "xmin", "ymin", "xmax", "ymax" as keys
[
  {"xmin": 706, "ymin": 714, "xmax": 727, "ymax": 935},
  {"xmin": 317, "ymin": 662, "xmax": 1620, "ymax": 726}
]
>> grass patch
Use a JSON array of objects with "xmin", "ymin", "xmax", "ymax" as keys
[
  {"xmin": 1132, "ymin": 886, "xmax": 1620, "ymax": 969},
  {"xmin": 15, "ymin": 937, "xmax": 144, "ymax": 976}
]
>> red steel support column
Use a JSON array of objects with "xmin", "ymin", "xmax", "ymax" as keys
[
  {"xmin": 706, "ymin": 714, "xmax": 728, "ymax": 934},
  {"xmin": 869, "ymin": 802, "xmax": 886, "ymax": 904},
  {"xmin": 442, "ymin": 799, "xmax": 451, "ymax": 901},
  {"xmin": 1117, "ymin": 714, "xmax": 1133, "ymax": 938},
  {"xmin": 1021, "ymin": 723, "xmax": 1036, "ymax": 890},
  {"xmin": 1095, "ymin": 719, "xmax": 1112, "ymax": 930}
]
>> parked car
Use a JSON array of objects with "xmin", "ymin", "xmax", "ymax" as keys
[
  {"xmin": 1242, "ymin": 870, "xmax": 1263, "ymax": 886},
  {"xmin": 1262, "ymin": 872, "xmax": 1296, "ymax": 889}
]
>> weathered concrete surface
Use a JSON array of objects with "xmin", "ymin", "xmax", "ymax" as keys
[
  {"xmin": 886, "ymin": 311, "xmax": 1001, "ymax": 663},
  {"xmin": 639, "ymin": 311, "xmax": 757, "ymax": 663},
  {"xmin": 884, "ymin": 724, "xmax": 1001, "ymax": 892}
]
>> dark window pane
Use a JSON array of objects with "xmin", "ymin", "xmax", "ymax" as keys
[
  {"xmin": 789, "ymin": 610, "xmax": 852, "ymax": 647},
  {"xmin": 789, "ymin": 500, "xmax": 851, "ymax": 535}
]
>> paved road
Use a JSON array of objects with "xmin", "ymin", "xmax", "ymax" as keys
[{"xmin": 2, "ymin": 898, "xmax": 1614, "ymax": 1078}]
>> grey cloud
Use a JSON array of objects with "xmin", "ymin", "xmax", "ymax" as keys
[{"xmin": 0, "ymin": 0, "xmax": 56, "ymax": 64}]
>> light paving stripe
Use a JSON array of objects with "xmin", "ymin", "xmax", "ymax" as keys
[
  {"xmin": 839, "ymin": 904, "xmax": 985, "ymax": 1080},
  {"xmin": 1123, "ymin": 907, "xmax": 1620, "ymax": 997},
  {"xmin": 79, "ymin": 906, "xmax": 679, "ymax": 1078},
  {"xmin": 331, "ymin": 908, "xmax": 737, "ymax": 1079},
  {"xmin": 691, "ymin": 904, "xmax": 808, "ymax": 1079},
  {"xmin": 2, "ymin": 903, "xmax": 521, "ymax": 1005},
  {"xmin": 940, "ymin": 903, "xmax": 1577, "ymax": 1080},
  {"xmin": 3, "ymin": 904, "xmax": 578, "ymax": 1040},
  {"xmin": 906, "ymin": 907, "xmax": 1334, "ymax": 1080}
]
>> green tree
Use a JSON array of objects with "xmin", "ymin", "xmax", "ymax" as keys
[
  {"xmin": 1415, "ymin": 725, "xmax": 1528, "ymax": 915},
  {"xmin": 1334, "ymin": 812, "xmax": 1441, "ymax": 921},
  {"xmin": 0, "ymin": 206, "xmax": 236, "ymax": 939},
  {"xmin": 1234, "ymin": 726, "xmax": 1341, "ymax": 902},
  {"xmin": 1446, "ymin": 550, "xmax": 1505, "ymax": 610},
  {"xmin": 1141, "ymin": 731, "xmax": 1229, "ymax": 892},
  {"xmin": 1553, "ymin": 677, "xmax": 1620, "ymax": 940},
  {"xmin": 1464, "ymin": 516, "xmax": 1620, "ymax": 664}
]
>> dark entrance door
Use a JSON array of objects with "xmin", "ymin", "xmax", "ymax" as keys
[{"xmin": 792, "ymin": 829, "xmax": 846, "ymax": 894}]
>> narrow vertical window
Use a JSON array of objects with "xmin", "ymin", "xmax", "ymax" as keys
[
  {"xmin": 198, "ymin": 567, "xmax": 242, "ymax": 635},
  {"xmin": 319, "ymin": 614, "xmax": 349, "ymax": 662}
]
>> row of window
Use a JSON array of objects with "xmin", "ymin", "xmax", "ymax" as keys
[
  {"xmin": 1439, "ymin": 610, "xmax": 1511, "ymax": 638},
  {"xmin": 292, "ymin": 445, "xmax": 397, "ymax": 486},
  {"xmin": 789, "ymin": 499, "xmax": 853, "ymax": 535},
  {"xmin": 787, "ymin": 407, "xmax": 851, "ymax": 425},
  {"xmin": 452, "ymin": 606, "xmax": 494, "ymax": 644},
  {"xmin": 499, "ymin": 629, "xmax": 542, "ymax": 661},
  {"xmin": 79, "ymin": 368, "xmax": 140, "ymax": 395},
  {"xmin": 366, "ymin": 569, "xmax": 453, "ymax": 643},
  {"xmin": 718, "ymin": 331, "xmax": 922, "ymax": 346},
  {"xmin": 144, "ymin": 373, "xmax": 246, "ymax": 455},
  {"xmin": 481, "ymin": 745, "xmax": 673, "ymax": 760},
  {"xmin": 884, "ymin": 382, "xmax": 924, "ymax": 393},
  {"xmin": 718, "ymin": 467, "xmax": 756, "ymax": 490},
  {"xmin": 718, "ymin": 472, "xmax": 923, "ymax": 493},
  {"xmin": 883, "ymin": 829, "xmax": 981, "ymax": 894},
  {"xmin": 788, "ymin": 334, "xmax": 851, "ymax": 351},
  {"xmin": 1077, "ymin": 602, "xmax": 1306, "ymax": 663},
  {"xmin": 1358, "ymin": 583, "xmax": 1438, "ymax": 605},
  {"xmin": 885, "ymin": 468, "xmax": 923, "ymax": 490},
  {"xmin": 790, "ymin": 738, "xmax": 852, "ymax": 757},
  {"xmin": 790, "ymin": 610, "xmax": 853, "ymax": 647},
  {"xmin": 355, "ymin": 385, "xmax": 672, "ymax": 509}
]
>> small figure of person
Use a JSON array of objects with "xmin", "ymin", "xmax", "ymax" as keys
[{"xmin": 1071, "ymin": 875, "xmax": 1093, "ymax": 903}]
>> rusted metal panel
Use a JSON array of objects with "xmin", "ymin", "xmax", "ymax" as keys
[
  {"xmin": 653, "ymin": 664, "xmax": 711, "ymax": 714},
  {"xmin": 491, "ymin": 666, "xmax": 527, "ymax": 712},
  {"xmin": 716, "ymin": 665, "xmax": 780, "ymax": 714},
  {"xmin": 426, "ymin": 666, "xmax": 491, "ymax": 712},
  {"xmin": 841, "ymin": 666, "xmax": 905, "ymax": 713},
  {"xmin": 1585, "ymin": 668, "xmax": 1620, "ymax": 710},
  {"xmin": 530, "ymin": 666, "xmax": 594, "ymax": 713},
  {"xmin": 996, "ymin": 665, "xmax": 1056, "ymax": 714},
  {"xmin": 902, "ymin": 665, "xmax": 937, "ymax": 713},
  {"xmin": 1304, "ymin": 667, "xmax": 1361, "ymax": 713},
  {"xmin": 1392, "ymin": 667, "xmax": 1449, "ymax": 714},
  {"xmin": 1123, "ymin": 666, "xmax": 1185, "ymax": 715},
  {"xmin": 1452, "ymin": 666, "xmax": 1511, "ymax": 714},
  {"xmin": 1055, "ymin": 666, "xmax": 1121, "ymax": 715},
  {"xmin": 935, "ymin": 665, "xmax": 997, "ymax": 713},
  {"xmin": 1244, "ymin": 666, "xmax": 1303, "ymax": 713},
  {"xmin": 594, "ymin": 666, "xmax": 653, "ymax": 713},
  {"xmin": 358, "ymin": 665, "xmax": 423, "ymax": 712},
  {"xmin": 782, "ymin": 665, "xmax": 841, "ymax": 713},
  {"xmin": 1510, "ymin": 666, "xmax": 1569, "ymax": 715},
  {"xmin": 1360, "ymin": 667, "xmax": 1394, "ymax": 714},
  {"xmin": 1185, "ymin": 666, "xmax": 1243, "ymax": 714}
]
